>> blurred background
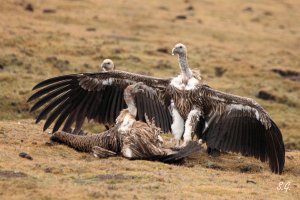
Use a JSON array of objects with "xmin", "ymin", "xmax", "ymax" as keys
[{"xmin": 0, "ymin": 0, "xmax": 299, "ymax": 148}]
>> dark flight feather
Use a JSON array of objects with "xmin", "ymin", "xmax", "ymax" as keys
[
  {"xmin": 29, "ymin": 85, "xmax": 73, "ymax": 112},
  {"xmin": 200, "ymin": 109, "xmax": 284, "ymax": 174},
  {"xmin": 28, "ymin": 72, "xmax": 172, "ymax": 134},
  {"xmin": 32, "ymin": 75, "xmax": 75, "ymax": 90}
]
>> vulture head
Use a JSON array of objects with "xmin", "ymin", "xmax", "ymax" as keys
[
  {"xmin": 100, "ymin": 59, "xmax": 115, "ymax": 71},
  {"xmin": 124, "ymin": 82, "xmax": 144, "ymax": 100},
  {"xmin": 172, "ymin": 43, "xmax": 193, "ymax": 80},
  {"xmin": 123, "ymin": 82, "xmax": 145, "ymax": 116},
  {"xmin": 172, "ymin": 43, "xmax": 187, "ymax": 56}
]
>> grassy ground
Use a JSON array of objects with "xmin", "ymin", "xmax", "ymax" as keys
[
  {"xmin": 0, "ymin": 0, "xmax": 299, "ymax": 199},
  {"xmin": 1, "ymin": 119, "xmax": 300, "ymax": 200}
]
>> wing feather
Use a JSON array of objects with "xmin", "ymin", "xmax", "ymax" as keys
[
  {"xmin": 136, "ymin": 94, "xmax": 146, "ymax": 121},
  {"xmin": 30, "ymin": 84, "xmax": 72, "ymax": 112},
  {"xmin": 110, "ymin": 87, "xmax": 120, "ymax": 122},
  {"xmin": 74, "ymin": 91, "xmax": 93, "ymax": 131},
  {"xmin": 198, "ymin": 86, "xmax": 285, "ymax": 174},
  {"xmin": 62, "ymin": 111, "xmax": 76, "ymax": 132},
  {"xmin": 43, "ymin": 99, "xmax": 69, "ymax": 131},
  {"xmin": 28, "ymin": 81, "xmax": 75, "ymax": 103},
  {"xmin": 32, "ymin": 75, "xmax": 75, "ymax": 90},
  {"xmin": 52, "ymin": 103, "xmax": 73, "ymax": 132},
  {"xmin": 28, "ymin": 71, "xmax": 172, "ymax": 133}
]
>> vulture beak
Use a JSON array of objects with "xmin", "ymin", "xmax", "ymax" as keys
[
  {"xmin": 133, "ymin": 82, "xmax": 145, "ymax": 93},
  {"xmin": 137, "ymin": 89, "xmax": 144, "ymax": 93},
  {"xmin": 102, "ymin": 67, "xmax": 108, "ymax": 72},
  {"xmin": 171, "ymin": 48, "xmax": 175, "ymax": 56}
]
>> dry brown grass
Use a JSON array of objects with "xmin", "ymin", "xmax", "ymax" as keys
[
  {"xmin": 0, "ymin": 0, "xmax": 300, "ymax": 199},
  {"xmin": 1, "ymin": 119, "xmax": 300, "ymax": 199}
]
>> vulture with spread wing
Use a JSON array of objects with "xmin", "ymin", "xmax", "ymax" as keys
[
  {"xmin": 67, "ymin": 58, "xmax": 116, "ymax": 135},
  {"xmin": 50, "ymin": 83, "xmax": 201, "ymax": 163},
  {"xmin": 28, "ymin": 43, "xmax": 285, "ymax": 174}
]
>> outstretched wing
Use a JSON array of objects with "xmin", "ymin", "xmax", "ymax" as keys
[
  {"xmin": 28, "ymin": 70, "xmax": 172, "ymax": 133},
  {"xmin": 196, "ymin": 86, "xmax": 285, "ymax": 174},
  {"xmin": 134, "ymin": 84, "xmax": 172, "ymax": 133}
]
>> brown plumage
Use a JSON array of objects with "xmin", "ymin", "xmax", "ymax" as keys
[
  {"xmin": 28, "ymin": 43, "xmax": 285, "ymax": 174},
  {"xmin": 50, "ymin": 83, "xmax": 200, "ymax": 162},
  {"xmin": 51, "ymin": 128, "xmax": 121, "ymax": 153}
]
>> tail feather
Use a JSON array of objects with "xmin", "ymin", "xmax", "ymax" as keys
[
  {"xmin": 267, "ymin": 120, "xmax": 285, "ymax": 174},
  {"xmin": 160, "ymin": 141, "xmax": 201, "ymax": 163},
  {"xmin": 136, "ymin": 141, "xmax": 200, "ymax": 164}
]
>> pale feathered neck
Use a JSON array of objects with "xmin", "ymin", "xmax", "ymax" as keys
[
  {"xmin": 123, "ymin": 89, "xmax": 137, "ymax": 117},
  {"xmin": 116, "ymin": 109, "xmax": 136, "ymax": 124},
  {"xmin": 178, "ymin": 53, "xmax": 193, "ymax": 81}
]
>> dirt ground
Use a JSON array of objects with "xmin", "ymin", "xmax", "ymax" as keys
[
  {"xmin": 0, "ymin": 0, "xmax": 300, "ymax": 199},
  {"xmin": 1, "ymin": 119, "xmax": 300, "ymax": 200}
]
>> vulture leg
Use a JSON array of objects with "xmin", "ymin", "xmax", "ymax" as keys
[
  {"xmin": 92, "ymin": 146, "xmax": 117, "ymax": 158},
  {"xmin": 182, "ymin": 108, "xmax": 203, "ymax": 146},
  {"xmin": 170, "ymin": 106, "xmax": 184, "ymax": 147}
]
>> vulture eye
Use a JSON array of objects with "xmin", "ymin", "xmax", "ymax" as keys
[{"xmin": 179, "ymin": 46, "xmax": 183, "ymax": 48}]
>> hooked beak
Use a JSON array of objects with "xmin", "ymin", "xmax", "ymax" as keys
[
  {"xmin": 133, "ymin": 88, "xmax": 144, "ymax": 94},
  {"xmin": 133, "ymin": 82, "xmax": 145, "ymax": 93},
  {"xmin": 102, "ymin": 66, "xmax": 108, "ymax": 72},
  {"xmin": 171, "ymin": 48, "xmax": 175, "ymax": 56},
  {"xmin": 137, "ymin": 89, "xmax": 144, "ymax": 93}
]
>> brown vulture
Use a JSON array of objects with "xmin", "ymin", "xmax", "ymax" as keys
[
  {"xmin": 50, "ymin": 83, "xmax": 200, "ymax": 163},
  {"xmin": 28, "ymin": 43, "xmax": 285, "ymax": 174}
]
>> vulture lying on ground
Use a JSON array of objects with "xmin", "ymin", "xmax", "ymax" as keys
[
  {"xmin": 28, "ymin": 43, "xmax": 285, "ymax": 174},
  {"xmin": 50, "ymin": 83, "xmax": 200, "ymax": 163}
]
